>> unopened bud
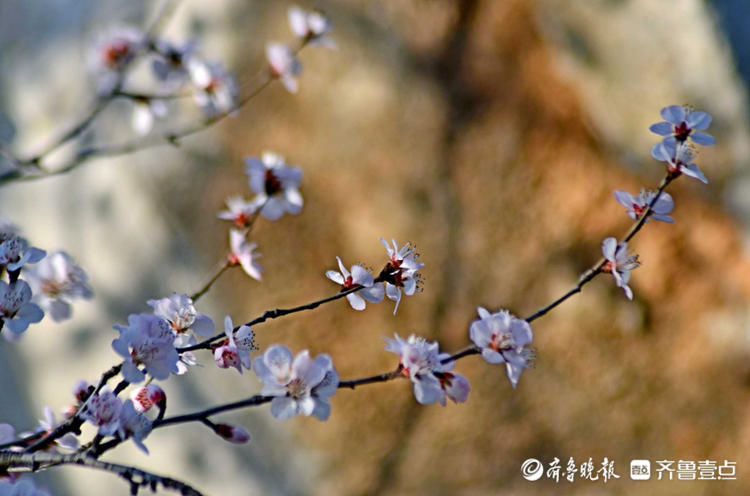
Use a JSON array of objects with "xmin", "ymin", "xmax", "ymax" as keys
[
  {"xmin": 130, "ymin": 384, "xmax": 166, "ymax": 413},
  {"xmin": 215, "ymin": 423, "xmax": 250, "ymax": 444}
]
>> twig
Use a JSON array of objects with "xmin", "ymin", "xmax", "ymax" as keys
[
  {"xmin": 180, "ymin": 284, "xmax": 368, "ymax": 352},
  {"xmin": 18, "ymin": 0, "xmax": 177, "ymax": 168},
  {"xmin": 524, "ymin": 173, "xmax": 675, "ymax": 323},
  {"xmin": 338, "ymin": 369, "xmax": 403, "ymax": 389},
  {"xmin": 190, "ymin": 261, "xmax": 231, "ymax": 301},
  {"xmin": 23, "ymin": 364, "xmax": 122, "ymax": 453},
  {"xmin": 153, "ymin": 395, "xmax": 273, "ymax": 429},
  {"xmin": 0, "ymin": 451, "xmax": 204, "ymax": 496}
]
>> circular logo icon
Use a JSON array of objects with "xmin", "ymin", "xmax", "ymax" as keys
[{"xmin": 521, "ymin": 458, "xmax": 544, "ymax": 481}]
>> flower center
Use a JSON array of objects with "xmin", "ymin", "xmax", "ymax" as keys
[
  {"xmin": 264, "ymin": 170, "xmax": 282, "ymax": 195},
  {"xmin": 673, "ymin": 121, "xmax": 691, "ymax": 142},
  {"xmin": 287, "ymin": 378, "xmax": 308, "ymax": 398},
  {"xmin": 103, "ymin": 41, "xmax": 131, "ymax": 69}
]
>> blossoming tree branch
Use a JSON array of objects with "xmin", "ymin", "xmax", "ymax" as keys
[{"xmin": 0, "ymin": 4, "xmax": 717, "ymax": 495}]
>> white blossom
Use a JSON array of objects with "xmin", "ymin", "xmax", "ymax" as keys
[
  {"xmin": 244, "ymin": 152, "xmax": 303, "ymax": 221},
  {"xmin": 24, "ymin": 251, "xmax": 92, "ymax": 322},
  {"xmin": 385, "ymin": 334, "xmax": 470, "ymax": 405},
  {"xmin": 266, "ymin": 43, "xmax": 302, "ymax": 93},
  {"xmin": 601, "ymin": 237, "xmax": 640, "ymax": 300},
  {"xmin": 188, "ymin": 58, "xmax": 237, "ymax": 115},
  {"xmin": 147, "ymin": 293, "xmax": 214, "ymax": 337},
  {"xmin": 118, "ymin": 400, "xmax": 153, "ymax": 454},
  {"xmin": 0, "ymin": 236, "xmax": 45, "ymax": 273},
  {"xmin": 614, "ymin": 189, "xmax": 674, "ymax": 223},
  {"xmin": 469, "ymin": 308, "xmax": 534, "ymax": 388},
  {"xmin": 88, "ymin": 27, "xmax": 144, "ymax": 93},
  {"xmin": 326, "ymin": 256, "xmax": 384, "ymax": 310},
  {"xmin": 649, "ymin": 105, "xmax": 715, "ymax": 146},
  {"xmin": 288, "ymin": 6, "xmax": 336, "ymax": 49},
  {"xmin": 112, "ymin": 314, "xmax": 179, "ymax": 383},
  {"xmin": 214, "ymin": 316, "xmax": 255, "ymax": 374},
  {"xmin": 0, "ymin": 280, "xmax": 44, "ymax": 335},
  {"xmin": 150, "ymin": 38, "xmax": 196, "ymax": 86},
  {"xmin": 650, "ymin": 140, "xmax": 708, "ymax": 184},
  {"xmin": 379, "ymin": 238, "xmax": 424, "ymax": 315},
  {"xmin": 228, "ymin": 229, "xmax": 263, "ymax": 281},
  {"xmin": 217, "ymin": 195, "xmax": 258, "ymax": 229},
  {"xmin": 82, "ymin": 389, "xmax": 122, "ymax": 437},
  {"xmin": 253, "ymin": 345, "xmax": 339, "ymax": 421}
]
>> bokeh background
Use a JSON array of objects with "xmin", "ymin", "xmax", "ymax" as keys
[{"xmin": 2, "ymin": 0, "xmax": 750, "ymax": 494}]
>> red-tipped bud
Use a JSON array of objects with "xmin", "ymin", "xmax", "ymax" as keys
[
  {"xmin": 215, "ymin": 423, "xmax": 250, "ymax": 444},
  {"xmin": 130, "ymin": 384, "xmax": 166, "ymax": 413}
]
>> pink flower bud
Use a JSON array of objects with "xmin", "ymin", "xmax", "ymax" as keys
[
  {"xmin": 130, "ymin": 384, "xmax": 166, "ymax": 413},
  {"xmin": 215, "ymin": 423, "xmax": 250, "ymax": 444}
]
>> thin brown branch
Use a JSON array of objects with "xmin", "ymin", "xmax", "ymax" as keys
[
  {"xmin": 0, "ymin": 451, "xmax": 204, "ymax": 496},
  {"xmin": 524, "ymin": 173, "xmax": 675, "ymax": 323},
  {"xmin": 338, "ymin": 368, "xmax": 403, "ymax": 389},
  {"xmin": 23, "ymin": 364, "xmax": 121, "ymax": 453},
  {"xmin": 190, "ymin": 261, "xmax": 231, "ymax": 301},
  {"xmin": 180, "ymin": 284, "xmax": 368, "ymax": 352},
  {"xmin": 17, "ymin": 0, "xmax": 176, "ymax": 168}
]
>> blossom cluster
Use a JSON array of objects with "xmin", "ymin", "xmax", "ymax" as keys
[
  {"xmin": 85, "ymin": 4, "xmax": 336, "ymax": 138},
  {"xmin": 0, "ymin": 221, "xmax": 92, "ymax": 339},
  {"xmin": 326, "ymin": 238, "xmax": 424, "ymax": 315},
  {"xmin": 600, "ymin": 105, "xmax": 715, "ymax": 300}
]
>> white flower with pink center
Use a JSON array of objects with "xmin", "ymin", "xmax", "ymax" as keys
[
  {"xmin": 147, "ymin": 293, "xmax": 214, "ymax": 337},
  {"xmin": 266, "ymin": 43, "xmax": 302, "ymax": 93},
  {"xmin": 88, "ymin": 27, "xmax": 144, "ymax": 93},
  {"xmin": 150, "ymin": 38, "xmax": 195, "ymax": 86},
  {"xmin": 614, "ymin": 189, "xmax": 674, "ymax": 224},
  {"xmin": 601, "ymin": 237, "xmax": 640, "ymax": 300},
  {"xmin": 378, "ymin": 238, "xmax": 424, "ymax": 315},
  {"xmin": 112, "ymin": 314, "xmax": 179, "ymax": 383},
  {"xmin": 649, "ymin": 105, "xmax": 715, "ymax": 146},
  {"xmin": 469, "ymin": 308, "xmax": 535, "ymax": 388},
  {"xmin": 24, "ymin": 251, "xmax": 92, "ymax": 323},
  {"xmin": 288, "ymin": 6, "xmax": 336, "ymax": 49},
  {"xmin": 187, "ymin": 58, "xmax": 238, "ymax": 115},
  {"xmin": 326, "ymin": 256, "xmax": 384, "ymax": 310},
  {"xmin": 82, "ymin": 389, "xmax": 122, "ymax": 437},
  {"xmin": 253, "ymin": 345, "xmax": 339, "ymax": 421},
  {"xmin": 228, "ymin": 229, "xmax": 263, "ymax": 281},
  {"xmin": 35, "ymin": 406, "xmax": 79, "ymax": 452},
  {"xmin": 385, "ymin": 334, "xmax": 470, "ymax": 405},
  {"xmin": 217, "ymin": 196, "xmax": 258, "ymax": 229},
  {"xmin": 0, "ymin": 235, "xmax": 45, "ymax": 273},
  {"xmin": 118, "ymin": 400, "xmax": 152, "ymax": 454},
  {"xmin": 0, "ymin": 280, "xmax": 44, "ymax": 336},
  {"xmin": 244, "ymin": 152, "xmax": 304, "ymax": 221},
  {"xmin": 214, "ymin": 316, "xmax": 255, "ymax": 374},
  {"xmin": 650, "ymin": 140, "xmax": 708, "ymax": 184}
]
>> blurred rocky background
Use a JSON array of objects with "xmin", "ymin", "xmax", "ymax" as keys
[{"xmin": 1, "ymin": 0, "xmax": 750, "ymax": 494}]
